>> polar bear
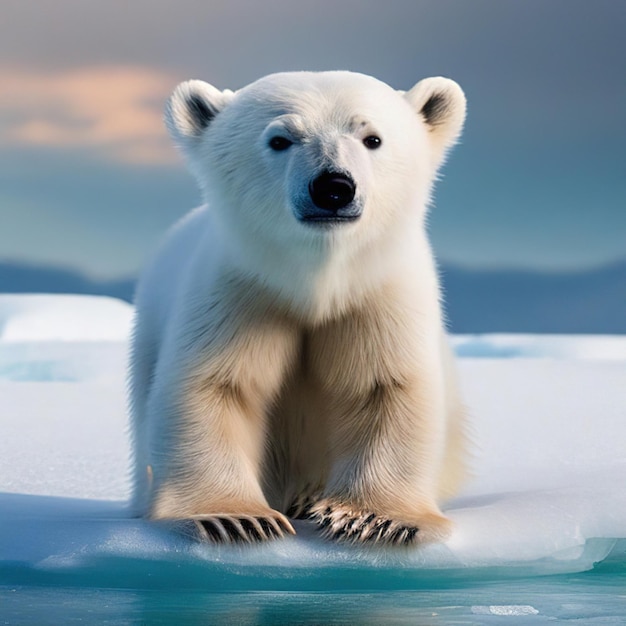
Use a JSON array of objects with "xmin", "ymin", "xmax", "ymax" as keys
[{"xmin": 130, "ymin": 71, "xmax": 467, "ymax": 546}]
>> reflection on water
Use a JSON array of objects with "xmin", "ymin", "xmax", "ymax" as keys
[{"xmin": 2, "ymin": 558, "xmax": 625, "ymax": 625}]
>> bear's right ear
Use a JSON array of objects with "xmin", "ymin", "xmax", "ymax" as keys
[{"xmin": 165, "ymin": 80, "xmax": 234, "ymax": 144}]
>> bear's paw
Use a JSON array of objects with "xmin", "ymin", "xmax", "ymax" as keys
[
  {"xmin": 308, "ymin": 500, "xmax": 452, "ymax": 546},
  {"xmin": 184, "ymin": 512, "xmax": 296, "ymax": 544}
]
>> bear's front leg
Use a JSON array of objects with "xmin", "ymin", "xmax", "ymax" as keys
[
  {"xmin": 307, "ymin": 378, "xmax": 453, "ymax": 546},
  {"xmin": 307, "ymin": 294, "xmax": 453, "ymax": 546},
  {"xmin": 143, "ymin": 304, "xmax": 299, "ymax": 544}
]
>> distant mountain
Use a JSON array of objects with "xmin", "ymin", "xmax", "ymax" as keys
[
  {"xmin": 1, "ymin": 259, "xmax": 624, "ymax": 334},
  {"xmin": 441, "ymin": 260, "xmax": 626, "ymax": 334},
  {"xmin": 0, "ymin": 261, "xmax": 135, "ymax": 303}
]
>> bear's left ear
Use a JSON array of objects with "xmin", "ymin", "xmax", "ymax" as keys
[
  {"xmin": 404, "ymin": 77, "xmax": 466, "ymax": 169},
  {"xmin": 165, "ymin": 80, "xmax": 235, "ymax": 147}
]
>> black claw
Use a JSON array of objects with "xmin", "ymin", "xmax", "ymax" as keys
[
  {"xmin": 389, "ymin": 526, "xmax": 406, "ymax": 544},
  {"xmin": 344, "ymin": 517, "xmax": 358, "ymax": 537},
  {"xmin": 371, "ymin": 519, "xmax": 391, "ymax": 542},
  {"xmin": 218, "ymin": 517, "xmax": 242, "ymax": 541},
  {"xmin": 304, "ymin": 505, "xmax": 421, "ymax": 546},
  {"xmin": 353, "ymin": 516, "xmax": 371, "ymax": 537},
  {"xmin": 335, "ymin": 516, "xmax": 360, "ymax": 538},
  {"xmin": 363, "ymin": 513, "xmax": 376, "ymax": 526},
  {"xmin": 258, "ymin": 517, "xmax": 279, "ymax": 538},
  {"xmin": 379, "ymin": 519, "xmax": 392, "ymax": 534},
  {"xmin": 191, "ymin": 516, "xmax": 292, "ymax": 544},
  {"xmin": 199, "ymin": 519, "xmax": 224, "ymax": 542},
  {"xmin": 333, "ymin": 527, "xmax": 347, "ymax": 538},
  {"xmin": 277, "ymin": 517, "xmax": 293, "ymax": 534},
  {"xmin": 239, "ymin": 517, "xmax": 262, "ymax": 541},
  {"xmin": 270, "ymin": 516, "xmax": 288, "ymax": 536}
]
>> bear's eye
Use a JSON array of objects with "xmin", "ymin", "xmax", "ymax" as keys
[
  {"xmin": 269, "ymin": 136, "xmax": 293, "ymax": 151},
  {"xmin": 363, "ymin": 135, "xmax": 382, "ymax": 150}
]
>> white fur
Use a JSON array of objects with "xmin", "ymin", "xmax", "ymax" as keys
[{"xmin": 130, "ymin": 71, "xmax": 467, "ymax": 545}]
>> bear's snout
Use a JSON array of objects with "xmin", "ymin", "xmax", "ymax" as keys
[{"xmin": 299, "ymin": 171, "xmax": 360, "ymax": 224}]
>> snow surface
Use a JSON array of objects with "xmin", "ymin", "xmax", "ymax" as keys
[
  {"xmin": 452, "ymin": 333, "xmax": 626, "ymax": 361},
  {"xmin": 1, "ymin": 294, "xmax": 625, "ymax": 591},
  {"xmin": 0, "ymin": 294, "xmax": 133, "ymax": 342}
]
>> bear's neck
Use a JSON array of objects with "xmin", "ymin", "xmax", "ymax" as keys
[{"xmin": 224, "ymin": 219, "xmax": 436, "ymax": 324}]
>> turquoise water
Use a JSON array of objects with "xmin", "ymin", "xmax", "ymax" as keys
[{"xmin": 2, "ymin": 555, "xmax": 624, "ymax": 624}]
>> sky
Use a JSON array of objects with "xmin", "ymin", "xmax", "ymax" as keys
[{"xmin": 1, "ymin": 0, "xmax": 624, "ymax": 280}]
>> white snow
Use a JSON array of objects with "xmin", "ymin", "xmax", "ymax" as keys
[
  {"xmin": 0, "ymin": 294, "xmax": 133, "ymax": 342},
  {"xmin": 452, "ymin": 333, "xmax": 626, "ymax": 360},
  {"xmin": 1, "ymin": 293, "xmax": 625, "ymax": 587}
]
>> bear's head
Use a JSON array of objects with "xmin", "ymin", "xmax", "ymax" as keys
[{"xmin": 165, "ymin": 71, "xmax": 465, "ymax": 268}]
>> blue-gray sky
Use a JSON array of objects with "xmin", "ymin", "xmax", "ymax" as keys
[{"xmin": 1, "ymin": 0, "xmax": 624, "ymax": 279}]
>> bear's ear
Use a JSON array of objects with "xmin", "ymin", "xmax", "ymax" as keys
[
  {"xmin": 404, "ymin": 77, "xmax": 466, "ymax": 168},
  {"xmin": 165, "ymin": 80, "xmax": 234, "ymax": 144}
]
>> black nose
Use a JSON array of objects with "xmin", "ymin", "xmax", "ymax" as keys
[{"xmin": 309, "ymin": 171, "xmax": 356, "ymax": 211}]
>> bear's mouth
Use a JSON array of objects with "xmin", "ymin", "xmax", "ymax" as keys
[{"xmin": 299, "ymin": 214, "xmax": 361, "ymax": 227}]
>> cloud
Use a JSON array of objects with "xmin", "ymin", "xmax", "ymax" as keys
[{"xmin": 0, "ymin": 65, "xmax": 177, "ymax": 165}]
